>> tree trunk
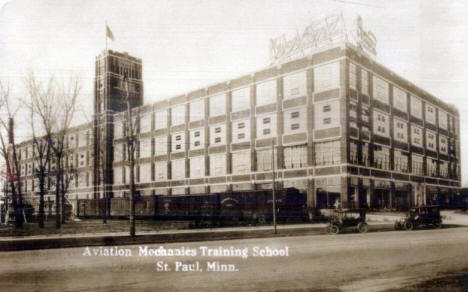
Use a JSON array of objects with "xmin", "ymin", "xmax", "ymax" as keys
[
  {"xmin": 38, "ymin": 174, "xmax": 45, "ymax": 228},
  {"xmin": 55, "ymin": 172, "xmax": 61, "ymax": 229},
  {"xmin": 129, "ymin": 160, "xmax": 135, "ymax": 237}
]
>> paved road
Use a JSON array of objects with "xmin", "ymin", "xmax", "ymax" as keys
[{"xmin": 1, "ymin": 227, "xmax": 468, "ymax": 292}]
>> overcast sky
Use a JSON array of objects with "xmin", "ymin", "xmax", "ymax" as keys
[{"xmin": 0, "ymin": 0, "xmax": 467, "ymax": 186}]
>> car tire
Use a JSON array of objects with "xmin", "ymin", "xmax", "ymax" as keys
[
  {"xmin": 357, "ymin": 222, "xmax": 368, "ymax": 233},
  {"xmin": 433, "ymin": 221, "xmax": 442, "ymax": 229},
  {"xmin": 329, "ymin": 224, "xmax": 340, "ymax": 234},
  {"xmin": 404, "ymin": 221, "xmax": 414, "ymax": 231}
]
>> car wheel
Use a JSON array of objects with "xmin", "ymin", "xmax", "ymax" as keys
[
  {"xmin": 357, "ymin": 222, "xmax": 368, "ymax": 233},
  {"xmin": 404, "ymin": 221, "xmax": 414, "ymax": 231},
  {"xmin": 329, "ymin": 224, "xmax": 340, "ymax": 234},
  {"xmin": 433, "ymin": 221, "xmax": 442, "ymax": 229}
]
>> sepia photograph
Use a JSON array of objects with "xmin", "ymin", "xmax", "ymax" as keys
[{"xmin": 0, "ymin": 0, "xmax": 467, "ymax": 291}]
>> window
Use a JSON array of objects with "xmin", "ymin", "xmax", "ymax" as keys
[
  {"xmin": 171, "ymin": 104, "xmax": 185, "ymax": 126},
  {"xmin": 425, "ymin": 104, "xmax": 436, "ymax": 124},
  {"xmin": 394, "ymin": 150, "xmax": 409, "ymax": 172},
  {"xmin": 314, "ymin": 100, "xmax": 340, "ymax": 129},
  {"xmin": 172, "ymin": 132, "xmax": 185, "ymax": 152},
  {"xmin": 412, "ymin": 155, "xmax": 424, "ymax": 176},
  {"xmin": 426, "ymin": 158, "xmax": 437, "ymax": 176},
  {"xmin": 256, "ymin": 79, "xmax": 277, "ymax": 106},
  {"xmin": 373, "ymin": 76, "xmax": 389, "ymax": 104},
  {"xmin": 439, "ymin": 161, "xmax": 448, "ymax": 178},
  {"xmin": 314, "ymin": 62, "xmax": 340, "ymax": 92},
  {"xmin": 438, "ymin": 110, "xmax": 448, "ymax": 130},
  {"xmin": 190, "ymin": 129, "xmax": 204, "ymax": 149},
  {"xmin": 231, "ymin": 87, "xmax": 250, "ymax": 112},
  {"xmin": 210, "ymin": 154, "xmax": 225, "ymax": 176},
  {"xmin": 349, "ymin": 142, "xmax": 358, "ymax": 163},
  {"xmin": 361, "ymin": 70, "xmax": 369, "ymax": 95},
  {"xmin": 210, "ymin": 94, "xmax": 226, "ymax": 116},
  {"xmin": 155, "ymin": 110, "xmax": 168, "ymax": 130},
  {"xmin": 284, "ymin": 145, "xmax": 308, "ymax": 168},
  {"xmin": 232, "ymin": 119, "xmax": 250, "ymax": 143},
  {"xmin": 283, "ymin": 71, "xmax": 307, "ymax": 99},
  {"xmin": 256, "ymin": 149, "xmax": 277, "ymax": 171},
  {"xmin": 393, "ymin": 87, "xmax": 407, "ymax": 112},
  {"xmin": 373, "ymin": 111, "xmax": 389, "ymax": 137},
  {"xmin": 410, "ymin": 96, "xmax": 422, "ymax": 119},
  {"xmin": 323, "ymin": 118, "xmax": 331, "ymax": 124},
  {"xmin": 210, "ymin": 124, "xmax": 225, "ymax": 145},
  {"xmin": 154, "ymin": 135, "xmax": 167, "ymax": 155},
  {"xmin": 232, "ymin": 151, "xmax": 251, "ymax": 174},
  {"xmin": 284, "ymin": 108, "xmax": 306, "ymax": 134},
  {"xmin": 373, "ymin": 146, "xmax": 390, "ymax": 170},
  {"xmin": 315, "ymin": 141, "xmax": 340, "ymax": 165},
  {"xmin": 349, "ymin": 103, "xmax": 357, "ymax": 118},
  {"xmin": 349, "ymin": 63, "xmax": 357, "ymax": 90},
  {"xmin": 190, "ymin": 156, "xmax": 205, "ymax": 178},
  {"xmin": 140, "ymin": 163, "xmax": 152, "ymax": 183},
  {"xmin": 171, "ymin": 159, "xmax": 185, "ymax": 180},
  {"xmin": 426, "ymin": 130, "xmax": 436, "ymax": 151},
  {"xmin": 439, "ymin": 136, "xmax": 448, "ymax": 154},
  {"xmin": 411, "ymin": 125, "xmax": 423, "ymax": 147},
  {"xmin": 140, "ymin": 114, "xmax": 152, "ymax": 133},
  {"xmin": 139, "ymin": 138, "xmax": 151, "ymax": 158},
  {"xmin": 361, "ymin": 108, "xmax": 369, "ymax": 122},
  {"xmin": 362, "ymin": 144, "xmax": 369, "ymax": 166},
  {"xmin": 154, "ymin": 161, "xmax": 167, "ymax": 181},
  {"xmin": 393, "ymin": 119, "xmax": 407, "ymax": 143},
  {"xmin": 257, "ymin": 114, "xmax": 276, "ymax": 138},
  {"xmin": 190, "ymin": 100, "xmax": 205, "ymax": 122}
]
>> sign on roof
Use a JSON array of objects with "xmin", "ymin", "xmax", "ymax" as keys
[{"xmin": 269, "ymin": 14, "xmax": 377, "ymax": 65}]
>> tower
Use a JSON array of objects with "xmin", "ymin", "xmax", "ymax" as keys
[{"xmin": 93, "ymin": 50, "xmax": 143, "ymax": 209}]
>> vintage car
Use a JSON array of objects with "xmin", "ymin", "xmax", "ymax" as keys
[
  {"xmin": 326, "ymin": 209, "xmax": 368, "ymax": 234},
  {"xmin": 394, "ymin": 205, "xmax": 442, "ymax": 230}
]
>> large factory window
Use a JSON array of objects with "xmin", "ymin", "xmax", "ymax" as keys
[
  {"xmin": 210, "ymin": 93, "xmax": 226, "ymax": 116},
  {"xmin": 284, "ymin": 145, "xmax": 307, "ymax": 168},
  {"xmin": 256, "ymin": 148, "xmax": 277, "ymax": 171},
  {"xmin": 373, "ymin": 146, "xmax": 390, "ymax": 170},
  {"xmin": 232, "ymin": 151, "xmax": 251, "ymax": 174},
  {"xmin": 189, "ymin": 99, "xmax": 205, "ymax": 122},
  {"xmin": 315, "ymin": 141, "xmax": 340, "ymax": 166},
  {"xmin": 256, "ymin": 79, "xmax": 277, "ymax": 106},
  {"xmin": 231, "ymin": 87, "xmax": 250, "ymax": 112},
  {"xmin": 373, "ymin": 76, "xmax": 389, "ymax": 104},
  {"xmin": 283, "ymin": 71, "xmax": 307, "ymax": 100},
  {"xmin": 314, "ymin": 62, "xmax": 340, "ymax": 93},
  {"xmin": 210, "ymin": 153, "xmax": 226, "ymax": 176},
  {"xmin": 171, "ymin": 104, "xmax": 185, "ymax": 126}
]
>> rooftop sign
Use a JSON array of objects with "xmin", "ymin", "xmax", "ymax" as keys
[{"xmin": 269, "ymin": 14, "xmax": 377, "ymax": 65}]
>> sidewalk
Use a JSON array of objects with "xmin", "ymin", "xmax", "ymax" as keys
[{"xmin": 0, "ymin": 222, "xmax": 394, "ymax": 252}]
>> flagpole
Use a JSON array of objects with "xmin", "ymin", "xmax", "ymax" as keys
[{"xmin": 105, "ymin": 21, "xmax": 108, "ymax": 51}]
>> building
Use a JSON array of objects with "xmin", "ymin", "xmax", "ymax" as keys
[{"xmin": 10, "ymin": 18, "xmax": 461, "ymax": 215}]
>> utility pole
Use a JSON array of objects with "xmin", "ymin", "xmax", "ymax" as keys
[
  {"xmin": 124, "ymin": 74, "xmax": 136, "ymax": 237},
  {"xmin": 271, "ymin": 141, "xmax": 277, "ymax": 234}
]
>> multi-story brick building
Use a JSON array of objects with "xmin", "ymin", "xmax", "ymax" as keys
[{"xmin": 12, "ymin": 37, "xmax": 461, "ymax": 215}]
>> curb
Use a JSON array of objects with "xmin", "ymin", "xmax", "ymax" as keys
[{"xmin": 0, "ymin": 223, "xmax": 396, "ymax": 252}]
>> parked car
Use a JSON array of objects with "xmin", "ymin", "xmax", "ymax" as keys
[
  {"xmin": 394, "ymin": 205, "xmax": 442, "ymax": 230},
  {"xmin": 326, "ymin": 209, "xmax": 368, "ymax": 234}
]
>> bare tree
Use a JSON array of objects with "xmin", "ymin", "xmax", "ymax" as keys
[
  {"xmin": 25, "ymin": 74, "xmax": 54, "ymax": 228},
  {"xmin": 27, "ymin": 73, "xmax": 81, "ymax": 228},
  {"xmin": 124, "ymin": 75, "xmax": 138, "ymax": 236},
  {"xmin": 60, "ymin": 147, "xmax": 78, "ymax": 222},
  {"xmin": 0, "ymin": 81, "xmax": 24, "ymax": 229}
]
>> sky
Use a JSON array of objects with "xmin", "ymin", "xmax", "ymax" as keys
[{"xmin": 0, "ymin": 0, "xmax": 467, "ymax": 186}]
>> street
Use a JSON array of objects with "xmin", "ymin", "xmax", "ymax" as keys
[{"xmin": 1, "ymin": 227, "xmax": 468, "ymax": 292}]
